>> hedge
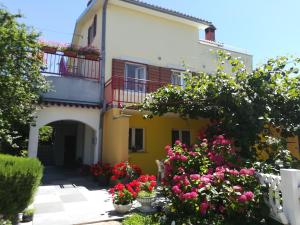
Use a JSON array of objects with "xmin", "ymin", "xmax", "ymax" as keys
[{"xmin": 0, "ymin": 154, "xmax": 43, "ymax": 217}]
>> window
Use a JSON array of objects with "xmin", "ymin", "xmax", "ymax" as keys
[
  {"xmin": 129, "ymin": 128, "xmax": 144, "ymax": 152},
  {"xmin": 171, "ymin": 71, "xmax": 184, "ymax": 86},
  {"xmin": 87, "ymin": 15, "xmax": 97, "ymax": 46},
  {"xmin": 125, "ymin": 63, "xmax": 147, "ymax": 92},
  {"xmin": 172, "ymin": 129, "xmax": 191, "ymax": 146}
]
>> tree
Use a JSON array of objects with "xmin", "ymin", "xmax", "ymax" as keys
[
  {"xmin": 141, "ymin": 51, "xmax": 300, "ymax": 159},
  {"xmin": 0, "ymin": 8, "xmax": 49, "ymax": 149}
]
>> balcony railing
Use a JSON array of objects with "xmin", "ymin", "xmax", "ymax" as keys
[
  {"xmin": 41, "ymin": 51, "xmax": 100, "ymax": 80},
  {"xmin": 105, "ymin": 76, "xmax": 169, "ymax": 107}
]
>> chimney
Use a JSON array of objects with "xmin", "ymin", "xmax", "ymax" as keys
[{"xmin": 205, "ymin": 25, "xmax": 216, "ymax": 42}]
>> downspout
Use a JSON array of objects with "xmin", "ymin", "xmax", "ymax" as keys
[{"xmin": 98, "ymin": 0, "xmax": 109, "ymax": 162}]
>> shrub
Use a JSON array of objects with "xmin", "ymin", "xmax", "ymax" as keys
[
  {"xmin": 0, "ymin": 154, "xmax": 43, "ymax": 218},
  {"xmin": 111, "ymin": 161, "xmax": 142, "ymax": 181},
  {"xmin": 162, "ymin": 135, "xmax": 268, "ymax": 225},
  {"xmin": 122, "ymin": 213, "xmax": 159, "ymax": 225}
]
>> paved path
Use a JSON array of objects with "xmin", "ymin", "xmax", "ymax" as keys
[{"xmin": 32, "ymin": 167, "xmax": 124, "ymax": 225}]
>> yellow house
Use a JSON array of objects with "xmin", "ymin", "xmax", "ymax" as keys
[
  {"xmin": 70, "ymin": 0, "xmax": 254, "ymax": 174},
  {"xmin": 28, "ymin": 0, "xmax": 260, "ymax": 174}
]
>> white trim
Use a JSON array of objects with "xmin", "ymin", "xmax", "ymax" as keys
[
  {"xmin": 125, "ymin": 62, "xmax": 147, "ymax": 92},
  {"xmin": 172, "ymin": 129, "xmax": 191, "ymax": 144},
  {"xmin": 171, "ymin": 70, "xmax": 185, "ymax": 86},
  {"xmin": 129, "ymin": 127, "xmax": 145, "ymax": 152}
]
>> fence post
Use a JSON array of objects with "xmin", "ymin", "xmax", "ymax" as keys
[{"xmin": 280, "ymin": 169, "xmax": 300, "ymax": 225}]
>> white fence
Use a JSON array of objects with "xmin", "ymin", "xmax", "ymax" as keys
[{"xmin": 258, "ymin": 169, "xmax": 300, "ymax": 225}]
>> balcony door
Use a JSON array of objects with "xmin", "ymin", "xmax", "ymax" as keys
[{"xmin": 125, "ymin": 63, "xmax": 147, "ymax": 92}]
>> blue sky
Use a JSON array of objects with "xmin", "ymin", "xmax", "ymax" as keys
[{"xmin": 1, "ymin": 0, "xmax": 299, "ymax": 66}]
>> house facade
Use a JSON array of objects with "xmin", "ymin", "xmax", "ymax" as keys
[{"xmin": 28, "ymin": 0, "xmax": 299, "ymax": 174}]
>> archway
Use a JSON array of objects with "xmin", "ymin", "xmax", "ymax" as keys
[
  {"xmin": 37, "ymin": 120, "xmax": 96, "ymax": 167},
  {"xmin": 28, "ymin": 105, "xmax": 100, "ymax": 164}
]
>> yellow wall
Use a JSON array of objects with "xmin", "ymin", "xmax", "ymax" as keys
[
  {"xmin": 128, "ymin": 113, "xmax": 210, "ymax": 174},
  {"xmin": 103, "ymin": 108, "xmax": 129, "ymax": 164}
]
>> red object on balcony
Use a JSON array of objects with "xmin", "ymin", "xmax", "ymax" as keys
[
  {"xmin": 41, "ymin": 51, "xmax": 100, "ymax": 80},
  {"xmin": 105, "ymin": 75, "xmax": 169, "ymax": 107}
]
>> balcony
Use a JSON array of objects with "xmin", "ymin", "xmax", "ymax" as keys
[
  {"xmin": 105, "ymin": 76, "xmax": 169, "ymax": 107},
  {"xmin": 41, "ymin": 51, "xmax": 101, "ymax": 105}
]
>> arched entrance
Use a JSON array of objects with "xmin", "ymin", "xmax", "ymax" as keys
[
  {"xmin": 28, "ymin": 105, "xmax": 101, "ymax": 165},
  {"xmin": 37, "ymin": 120, "xmax": 96, "ymax": 167}
]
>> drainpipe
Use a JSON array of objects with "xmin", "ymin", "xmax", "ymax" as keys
[{"xmin": 98, "ymin": 0, "xmax": 109, "ymax": 162}]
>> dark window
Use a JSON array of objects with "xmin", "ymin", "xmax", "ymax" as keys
[
  {"xmin": 93, "ymin": 15, "xmax": 97, "ymax": 37},
  {"xmin": 172, "ymin": 129, "xmax": 191, "ymax": 146},
  {"xmin": 129, "ymin": 128, "xmax": 144, "ymax": 152},
  {"xmin": 182, "ymin": 130, "xmax": 191, "ymax": 146},
  {"xmin": 172, "ymin": 130, "xmax": 180, "ymax": 146}
]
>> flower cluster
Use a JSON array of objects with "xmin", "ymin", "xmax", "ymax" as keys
[
  {"xmin": 109, "ymin": 174, "xmax": 156, "ymax": 205},
  {"xmin": 111, "ymin": 161, "xmax": 142, "ymax": 181},
  {"xmin": 162, "ymin": 134, "xmax": 263, "ymax": 224},
  {"xmin": 90, "ymin": 162, "xmax": 112, "ymax": 178},
  {"xmin": 137, "ymin": 175, "xmax": 157, "ymax": 193}
]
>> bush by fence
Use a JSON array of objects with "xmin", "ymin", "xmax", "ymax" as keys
[{"xmin": 0, "ymin": 154, "xmax": 43, "ymax": 218}]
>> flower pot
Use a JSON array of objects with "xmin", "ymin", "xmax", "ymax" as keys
[
  {"xmin": 63, "ymin": 50, "xmax": 77, "ymax": 57},
  {"xmin": 137, "ymin": 196, "xmax": 156, "ymax": 213},
  {"xmin": 84, "ymin": 54, "xmax": 99, "ymax": 61},
  {"xmin": 41, "ymin": 46, "xmax": 57, "ymax": 54},
  {"xmin": 22, "ymin": 214, "xmax": 33, "ymax": 223},
  {"xmin": 113, "ymin": 203, "xmax": 132, "ymax": 214}
]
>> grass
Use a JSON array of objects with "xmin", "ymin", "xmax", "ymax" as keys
[{"xmin": 122, "ymin": 213, "xmax": 159, "ymax": 225}]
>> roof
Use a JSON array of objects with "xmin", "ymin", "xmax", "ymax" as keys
[{"xmin": 119, "ymin": 0, "xmax": 213, "ymax": 26}]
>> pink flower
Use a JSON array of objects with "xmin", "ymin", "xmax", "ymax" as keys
[
  {"xmin": 200, "ymin": 176, "xmax": 211, "ymax": 184},
  {"xmin": 172, "ymin": 185, "xmax": 181, "ymax": 194},
  {"xmin": 190, "ymin": 191, "xmax": 198, "ymax": 199},
  {"xmin": 175, "ymin": 140, "xmax": 181, "ymax": 145},
  {"xmin": 238, "ymin": 194, "xmax": 247, "ymax": 203},
  {"xmin": 180, "ymin": 155, "xmax": 188, "ymax": 161},
  {"xmin": 164, "ymin": 145, "xmax": 171, "ymax": 152},
  {"xmin": 244, "ymin": 191, "xmax": 254, "ymax": 200},
  {"xmin": 190, "ymin": 174, "xmax": 201, "ymax": 180},
  {"xmin": 200, "ymin": 201, "xmax": 209, "ymax": 215},
  {"xmin": 233, "ymin": 185, "xmax": 243, "ymax": 192}
]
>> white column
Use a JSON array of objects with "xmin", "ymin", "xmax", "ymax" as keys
[
  {"xmin": 93, "ymin": 129, "xmax": 100, "ymax": 163},
  {"xmin": 28, "ymin": 125, "xmax": 39, "ymax": 158},
  {"xmin": 280, "ymin": 169, "xmax": 300, "ymax": 225}
]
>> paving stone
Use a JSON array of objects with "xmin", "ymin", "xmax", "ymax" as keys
[
  {"xmin": 60, "ymin": 193, "xmax": 87, "ymax": 203},
  {"xmin": 35, "ymin": 202, "xmax": 64, "ymax": 214}
]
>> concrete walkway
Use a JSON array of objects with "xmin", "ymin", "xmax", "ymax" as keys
[{"xmin": 32, "ymin": 167, "xmax": 124, "ymax": 225}]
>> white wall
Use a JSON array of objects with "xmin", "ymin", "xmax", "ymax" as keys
[{"xmin": 28, "ymin": 105, "xmax": 101, "ymax": 164}]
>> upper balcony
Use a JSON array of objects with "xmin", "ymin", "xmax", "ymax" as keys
[
  {"xmin": 105, "ymin": 75, "xmax": 169, "ymax": 108},
  {"xmin": 40, "ymin": 44, "xmax": 102, "ymax": 106}
]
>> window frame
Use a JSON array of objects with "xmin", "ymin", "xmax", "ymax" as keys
[
  {"xmin": 172, "ymin": 129, "xmax": 191, "ymax": 146},
  {"xmin": 129, "ymin": 128, "xmax": 145, "ymax": 153},
  {"xmin": 171, "ymin": 70, "xmax": 185, "ymax": 86},
  {"xmin": 124, "ymin": 62, "xmax": 147, "ymax": 92}
]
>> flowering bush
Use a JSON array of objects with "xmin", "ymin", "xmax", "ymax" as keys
[
  {"xmin": 109, "ymin": 183, "xmax": 137, "ymax": 205},
  {"xmin": 162, "ymin": 134, "xmax": 267, "ymax": 225},
  {"xmin": 90, "ymin": 162, "xmax": 112, "ymax": 178},
  {"xmin": 109, "ymin": 175, "xmax": 157, "ymax": 205},
  {"xmin": 111, "ymin": 161, "xmax": 142, "ymax": 181},
  {"xmin": 136, "ymin": 175, "xmax": 157, "ymax": 198}
]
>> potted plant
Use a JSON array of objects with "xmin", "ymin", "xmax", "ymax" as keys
[
  {"xmin": 109, "ymin": 183, "xmax": 136, "ymax": 214},
  {"xmin": 20, "ymin": 208, "xmax": 34, "ymax": 224},
  {"xmin": 39, "ymin": 40, "xmax": 58, "ymax": 54},
  {"xmin": 90, "ymin": 162, "xmax": 112, "ymax": 186},
  {"xmin": 79, "ymin": 46, "xmax": 100, "ymax": 60},
  {"xmin": 60, "ymin": 44, "xmax": 78, "ymax": 57},
  {"xmin": 110, "ymin": 161, "xmax": 142, "ymax": 186},
  {"xmin": 136, "ymin": 175, "xmax": 157, "ymax": 213}
]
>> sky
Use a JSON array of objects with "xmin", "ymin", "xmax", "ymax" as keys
[{"xmin": 1, "ymin": 0, "xmax": 300, "ymax": 66}]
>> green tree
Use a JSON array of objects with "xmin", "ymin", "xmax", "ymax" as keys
[
  {"xmin": 0, "ymin": 8, "xmax": 49, "ymax": 149},
  {"xmin": 141, "ymin": 51, "xmax": 300, "ymax": 159}
]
